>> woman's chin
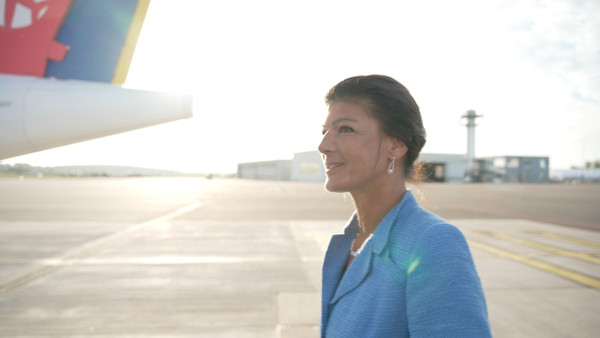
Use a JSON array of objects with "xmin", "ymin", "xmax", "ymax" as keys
[{"xmin": 324, "ymin": 178, "xmax": 348, "ymax": 193}]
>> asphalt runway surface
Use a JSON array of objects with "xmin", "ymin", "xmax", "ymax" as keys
[{"xmin": 0, "ymin": 177, "xmax": 599, "ymax": 337}]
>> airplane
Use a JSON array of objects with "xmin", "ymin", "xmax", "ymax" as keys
[{"xmin": 0, "ymin": 0, "xmax": 193, "ymax": 160}]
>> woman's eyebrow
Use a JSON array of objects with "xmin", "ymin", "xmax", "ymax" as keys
[
  {"xmin": 334, "ymin": 117, "xmax": 358, "ymax": 125},
  {"xmin": 329, "ymin": 118, "xmax": 359, "ymax": 127}
]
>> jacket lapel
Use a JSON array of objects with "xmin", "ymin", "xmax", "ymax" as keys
[
  {"xmin": 329, "ymin": 240, "xmax": 374, "ymax": 304},
  {"xmin": 321, "ymin": 233, "xmax": 353, "ymax": 335},
  {"xmin": 321, "ymin": 234, "xmax": 352, "ymax": 305}
]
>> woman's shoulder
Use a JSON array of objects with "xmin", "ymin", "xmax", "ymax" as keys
[
  {"xmin": 393, "ymin": 201, "xmax": 457, "ymax": 240},
  {"xmin": 387, "ymin": 203, "xmax": 470, "ymax": 260}
]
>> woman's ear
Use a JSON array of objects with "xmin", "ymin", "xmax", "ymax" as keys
[{"xmin": 389, "ymin": 137, "xmax": 408, "ymax": 159}]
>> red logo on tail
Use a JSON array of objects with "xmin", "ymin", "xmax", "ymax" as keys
[{"xmin": 0, "ymin": 0, "xmax": 72, "ymax": 76}]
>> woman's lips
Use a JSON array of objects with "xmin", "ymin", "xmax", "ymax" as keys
[{"xmin": 325, "ymin": 162, "xmax": 344, "ymax": 174}]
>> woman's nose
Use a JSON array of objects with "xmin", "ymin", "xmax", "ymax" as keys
[{"xmin": 318, "ymin": 131, "xmax": 334, "ymax": 155}]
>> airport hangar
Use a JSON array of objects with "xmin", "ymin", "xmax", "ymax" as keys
[{"xmin": 237, "ymin": 151, "xmax": 550, "ymax": 183}]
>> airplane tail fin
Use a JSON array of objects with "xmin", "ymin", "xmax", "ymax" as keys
[{"xmin": 0, "ymin": 0, "xmax": 151, "ymax": 84}]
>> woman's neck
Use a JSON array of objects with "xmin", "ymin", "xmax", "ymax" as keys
[{"xmin": 351, "ymin": 178, "xmax": 407, "ymax": 235}]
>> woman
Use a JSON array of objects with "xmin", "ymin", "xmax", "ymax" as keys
[{"xmin": 319, "ymin": 75, "xmax": 491, "ymax": 337}]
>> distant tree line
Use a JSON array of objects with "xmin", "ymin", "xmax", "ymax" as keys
[
  {"xmin": 0, "ymin": 163, "xmax": 38, "ymax": 175},
  {"xmin": 0, "ymin": 163, "xmax": 187, "ymax": 177},
  {"xmin": 572, "ymin": 160, "xmax": 600, "ymax": 169},
  {"xmin": 586, "ymin": 160, "xmax": 600, "ymax": 169}
]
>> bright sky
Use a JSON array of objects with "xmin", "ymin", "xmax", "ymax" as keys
[{"xmin": 4, "ymin": 0, "xmax": 600, "ymax": 173}]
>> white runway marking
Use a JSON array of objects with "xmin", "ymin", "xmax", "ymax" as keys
[{"xmin": 0, "ymin": 201, "xmax": 204, "ymax": 295}]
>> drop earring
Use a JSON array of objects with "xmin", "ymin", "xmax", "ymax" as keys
[{"xmin": 387, "ymin": 156, "xmax": 396, "ymax": 175}]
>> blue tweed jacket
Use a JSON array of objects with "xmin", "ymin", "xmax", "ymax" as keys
[{"xmin": 321, "ymin": 191, "xmax": 491, "ymax": 337}]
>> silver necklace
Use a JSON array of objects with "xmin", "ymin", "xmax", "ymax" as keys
[{"xmin": 350, "ymin": 233, "xmax": 374, "ymax": 257}]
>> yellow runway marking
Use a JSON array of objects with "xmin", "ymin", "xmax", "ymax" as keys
[
  {"xmin": 523, "ymin": 231, "xmax": 600, "ymax": 249},
  {"xmin": 468, "ymin": 240, "xmax": 600, "ymax": 290},
  {"xmin": 475, "ymin": 231, "xmax": 600, "ymax": 265}
]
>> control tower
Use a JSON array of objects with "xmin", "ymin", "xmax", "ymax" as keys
[{"xmin": 462, "ymin": 110, "xmax": 483, "ymax": 182}]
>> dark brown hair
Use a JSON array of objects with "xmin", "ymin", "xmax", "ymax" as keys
[{"xmin": 325, "ymin": 75, "xmax": 426, "ymax": 180}]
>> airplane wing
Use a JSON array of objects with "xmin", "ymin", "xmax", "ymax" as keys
[{"xmin": 0, "ymin": 0, "xmax": 193, "ymax": 160}]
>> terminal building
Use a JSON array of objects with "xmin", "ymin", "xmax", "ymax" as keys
[
  {"xmin": 237, "ymin": 151, "xmax": 325, "ymax": 182},
  {"xmin": 237, "ymin": 151, "xmax": 550, "ymax": 183},
  {"xmin": 236, "ymin": 159, "xmax": 292, "ymax": 181},
  {"xmin": 474, "ymin": 156, "xmax": 550, "ymax": 183}
]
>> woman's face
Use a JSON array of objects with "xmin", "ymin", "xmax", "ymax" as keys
[{"xmin": 319, "ymin": 100, "xmax": 391, "ymax": 193}]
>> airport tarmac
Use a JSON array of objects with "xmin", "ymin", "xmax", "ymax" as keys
[{"xmin": 0, "ymin": 177, "xmax": 599, "ymax": 337}]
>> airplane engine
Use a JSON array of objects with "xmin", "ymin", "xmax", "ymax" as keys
[{"xmin": 0, "ymin": 74, "xmax": 193, "ymax": 160}]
